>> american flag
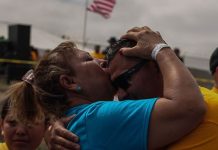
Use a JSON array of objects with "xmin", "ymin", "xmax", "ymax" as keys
[{"xmin": 87, "ymin": 0, "xmax": 116, "ymax": 19}]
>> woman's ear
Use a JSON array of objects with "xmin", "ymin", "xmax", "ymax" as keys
[
  {"xmin": 59, "ymin": 75, "xmax": 75, "ymax": 91},
  {"xmin": 59, "ymin": 75, "xmax": 82, "ymax": 93}
]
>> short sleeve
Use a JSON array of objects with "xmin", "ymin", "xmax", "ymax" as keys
[{"xmin": 85, "ymin": 99, "xmax": 157, "ymax": 150}]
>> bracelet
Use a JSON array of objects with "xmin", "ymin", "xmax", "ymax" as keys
[{"xmin": 151, "ymin": 43, "xmax": 170, "ymax": 60}]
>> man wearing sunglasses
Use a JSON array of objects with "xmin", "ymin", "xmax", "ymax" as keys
[
  {"xmin": 108, "ymin": 29, "xmax": 218, "ymax": 149},
  {"xmin": 46, "ymin": 26, "xmax": 206, "ymax": 150}
]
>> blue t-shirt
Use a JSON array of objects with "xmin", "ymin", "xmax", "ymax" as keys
[{"xmin": 66, "ymin": 99, "xmax": 157, "ymax": 150}]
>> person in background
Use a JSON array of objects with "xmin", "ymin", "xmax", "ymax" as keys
[
  {"xmin": 107, "ymin": 36, "xmax": 117, "ymax": 46},
  {"xmin": 102, "ymin": 36, "xmax": 117, "ymax": 56},
  {"xmin": 0, "ymin": 95, "xmax": 46, "ymax": 150},
  {"xmin": 30, "ymin": 46, "xmax": 39, "ymax": 61},
  {"xmin": 209, "ymin": 47, "xmax": 218, "ymax": 94},
  {"xmin": 174, "ymin": 47, "xmax": 184, "ymax": 62},
  {"xmin": 90, "ymin": 44, "xmax": 105, "ymax": 59}
]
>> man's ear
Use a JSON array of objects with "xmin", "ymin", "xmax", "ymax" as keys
[{"xmin": 59, "ymin": 75, "xmax": 76, "ymax": 91}]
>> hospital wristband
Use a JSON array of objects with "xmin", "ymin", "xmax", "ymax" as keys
[{"xmin": 151, "ymin": 43, "xmax": 170, "ymax": 60}]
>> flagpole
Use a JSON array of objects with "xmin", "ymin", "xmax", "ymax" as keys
[{"xmin": 83, "ymin": 0, "xmax": 89, "ymax": 49}]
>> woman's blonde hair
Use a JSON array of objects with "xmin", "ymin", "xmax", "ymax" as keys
[{"xmin": 7, "ymin": 41, "xmax": 78, "ymax": 123}]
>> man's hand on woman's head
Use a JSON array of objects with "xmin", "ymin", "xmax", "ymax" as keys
[{"xmin": 120, "ymin": 26, "xmax": 166, "ymax": 59}]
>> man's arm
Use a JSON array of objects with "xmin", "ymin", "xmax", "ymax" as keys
[{"xmin": 121, "ymin": 26, "xmax": 206, "ymax": 149}]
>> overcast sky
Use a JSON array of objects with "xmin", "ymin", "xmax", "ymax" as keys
[{"xmin": 0, "ymin": 0, "xmax": 218, "ymax": 58}]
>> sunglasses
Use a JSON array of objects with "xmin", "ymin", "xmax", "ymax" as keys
[{"xmin": 112, "ymin": 60, "xmax": 146, "ymax": 90}]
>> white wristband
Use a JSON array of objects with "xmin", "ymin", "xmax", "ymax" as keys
[{"xmin": 151, "ymin": 43, "xmax": 170, "ymax": 60}]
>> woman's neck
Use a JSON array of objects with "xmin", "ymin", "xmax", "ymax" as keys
[{"xmin": 66, "ymin": 92, "xmax": 92, "ymax": 107}]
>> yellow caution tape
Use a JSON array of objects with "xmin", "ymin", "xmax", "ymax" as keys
[
  {"xmin": 195, "ymin": 77, "xmax": 214, "ymax": 84},
  {"xmin": 0, "ymin": 58, "xmax": 37, "ymax": 65},
  {"xmin": 0, "ymin": 58, "xmax": 214, "ymax": 84}
]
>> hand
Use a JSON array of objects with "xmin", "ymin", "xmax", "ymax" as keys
[
  {"xmin": 120, "ymin": 26, "xmax": 166, "ymax": 59},
  {"xmin": 45, "ymin": 115, "xmax": 80, "ymax": 150}
]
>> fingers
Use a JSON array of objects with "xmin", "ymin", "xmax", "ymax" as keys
[
  {"xmin": 48, "ymin": 126, "xmax": 80, "ymax": 149},
  {"xmin": 156, "ymin": 31, "xmax": 161, "ymax": 36},
  {"xmin": 121, "ymin": 26, "xmax": 152, "ymax": 41},
  {"xmin": 126, "ymin": 27, "xmax": 141, "ymax": 33},
  {"xmin": 126, "ymin": 26, "xmax": 151, "ymax": 33},
  {"xmin": 141, "ymin": 26, "xmax": 152, "ymax": 31},
  {"xmin": 120, "ymin": 45, "xmax": 141, "ymax": 57},
  {"xmin": 53, "ymin": 125, "xmax": 79, "ymax": 142},
  {"xmin": 120, "ymin": 33, "xmax": 138, "ymax": 41},
  {"xmin": 61, "ymin": 114, "xmax": 76, "ymax": 126},
  {"xmin": 119, "ymin": 26, "xmax": 165, "ymax": 59},
  {"xmin": 47, "ymin": 116, "xmax": 80, "ymax": 150},
  {"xmin": 49, "ymin": 136, "xmax": 80, "ymax": 150},
  {"xmin": 50, "ymin": 145, "xmax": 79, "ymax": 150}
]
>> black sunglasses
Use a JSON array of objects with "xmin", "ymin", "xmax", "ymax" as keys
[{"xmin": 112, "ymin": 60, "xmax": 146, "ymax": 90}]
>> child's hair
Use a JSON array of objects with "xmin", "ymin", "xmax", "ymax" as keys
[
  {"xmin": 1, "ymin": 97, "xmax": 10, "ymax": 120},
  {"xmin": 3, "ymin": 81, "xmax": 45, "ymax": 124}
]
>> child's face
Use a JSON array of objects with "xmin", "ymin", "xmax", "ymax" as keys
[{"xmin": 1, "ymin": 111, "xmax": 46, "ymax": 150}]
